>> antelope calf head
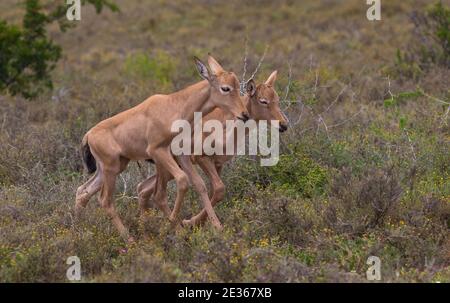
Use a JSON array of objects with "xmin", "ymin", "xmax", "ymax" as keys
[
  {"xmin": 246, "ymin": 70, "xmax": 289, "ymax": 132},
  {"xmin": 195, "ymin": 56, "xmax": 249, "ymax": 121}
]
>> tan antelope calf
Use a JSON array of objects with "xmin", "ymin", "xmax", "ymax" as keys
[
  {"xmin": 75, "ymin": 55, "xmax": 249, "ymax": 241},
  {"xmin": 137, "ymin": 71, "xmax": 288, "ymax": 227}
]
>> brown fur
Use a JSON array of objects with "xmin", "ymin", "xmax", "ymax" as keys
[
  {"xmin": 137, "ymin": 71, "xmax": 289, "ymax": 227},
  {"xmin": 75, "ymin": 55, "xmax": 249, "ymax": 241}
]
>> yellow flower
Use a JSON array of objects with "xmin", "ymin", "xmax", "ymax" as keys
[{"xmin": 259, "ymin": 238, "xmax": 269, "ymax": 248}]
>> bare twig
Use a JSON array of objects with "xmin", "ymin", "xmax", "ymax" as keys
[
  {"xmin": 240, "ymin": 36, "xmax": 249, "ymax": 95},
  {"xmin": 308, "ymin": 54, "xmax": 314, "ymax": 72},
  {"xmin": 328, "ymin": 108, "xmax": 364, "ymax": 129},
  {"xmin": 240, "ymin": 42, "xmax": 268, "ymax": 95},
  {"xmin": 248, "ymin": 45, "xmax": 269, "ymax": 81},
  {"xmin": 403, "ymin": 128, "xmax": 417, "ymax": 163},
  {"xmin": 241, "ymin": 36, "xmax": 249, "ymax": 83},
  {"xmin": 283, "ymin": 62, "xmax": 293, "ymax": 100},
  {"xmin": 313, "ymin": 70, "xmax": 319, "ymax": 96},
  {"xmin": 291, "ymin": 102, "xmax": 305, "ymax": 126},
  {"xmin": 120, "ymin": 174, "xmax": 128, "ymax": 196},
  {"xmin": 386, "ymin": 76, "xmax": 394, "ymax": 100},
  {"xmin": 420, "ymin": 90, "xmax": 450, "ymax": 105},
  {"xmin": 323, "ymin": 84, "xmax": 347, "ymax": 114},
  {"xmin": 317, "ymin": 114, "xmax": 330, "ymax": 139}
]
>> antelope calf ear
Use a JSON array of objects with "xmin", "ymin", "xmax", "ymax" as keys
[
  {"xmin": 265, "ymin": 70, "xmax": 278, "ymax": 86},
  {"xmin": 207, "ymin": 54, "xmax": 225, "ymax": 75},
  {"xmin": 246, "ymin": 79, "xmax": 257, "ymax": 97},
  {"xmin": 194, "ymin": 56, "xmax": 211, "ymax": 81}
]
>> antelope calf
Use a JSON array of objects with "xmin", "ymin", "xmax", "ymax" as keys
[
  {"xmin": 75, "ymin": 55, "xmax": 248, "ymax": 241},
  {"xmin": 137, "ymin": 71, "xmax": 288, "ymax": 227}
]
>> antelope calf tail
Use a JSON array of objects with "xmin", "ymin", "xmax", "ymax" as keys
[{"xmin": 81, "ymin": 135, "xmax": 97, "ymax": 174}]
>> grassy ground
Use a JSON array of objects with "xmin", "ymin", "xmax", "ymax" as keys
[{"xmin": 0, "ymin": 0, "xmax": 449, "ymax": 282}]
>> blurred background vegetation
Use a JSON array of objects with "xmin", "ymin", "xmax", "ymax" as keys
[
  {"xmin": 0, "ymin": 0, "xmax": 449, "ymax": 282},
  {"xmin": 0, "ymin": 0, "xmax": 118, "ymax": 98}
]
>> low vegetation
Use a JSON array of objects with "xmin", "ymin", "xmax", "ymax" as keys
[{"xmin": 0, "ymin": 0, "xmax": 448, "ymax": 282}]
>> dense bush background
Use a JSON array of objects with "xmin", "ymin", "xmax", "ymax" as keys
[{"xmin": 0, "ymin": 0, "xmax": 449, "ymax": 282}]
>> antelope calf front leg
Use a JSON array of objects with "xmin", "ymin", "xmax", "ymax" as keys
[
  {"xmin": 183, "ymin": 157, "xmax": 225, "ymax": 227},
  {"xmin": 137, "ymin": 154, "xmax": 224, "ymax": 230},
  {"xmin": 177, "ymin": 155, "xmax": 223, "ymax": 230}
]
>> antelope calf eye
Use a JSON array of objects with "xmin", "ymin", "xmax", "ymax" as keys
[
  {"xmin": 259, "ymin": 99, "xmax": 269, "ymax": 105},
  {"xmin": 221, "ymin": 86, "xmax": 231, "ymax": 93}
]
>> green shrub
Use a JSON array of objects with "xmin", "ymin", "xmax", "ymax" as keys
[
  {"xmin": 383, "ymin": 90, "xmax": 424, "ymax": 108},
  {"xmin": 227, "ymin": 149, "xmax": 328, "ymax": 200},
  {"xmin": 266, "ymin": 149, "xmax": 328, "ymax": 198},
  {"xmin": 0, "ymin": 1, "xmax": 61, "ymax": 99},
  {"xmin": 123, "ymin": 51, "xmax": 176, "ymax": 88},
  {"xmin": 0, "ymin": 0, "xmax": 118, "ymax": 99}
]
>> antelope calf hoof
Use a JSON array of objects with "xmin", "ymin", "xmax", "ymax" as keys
[
  {"xmin": 173, "ymin": 219, "xmax": 183, "ymax": 228},
  {"xmin": 213, "ymin": 223, "xmax": 224, "ymax": 231},
  {"xmin": 74, "ymin": 204, "xmax": 85, "ymax": 217},
  {"xmin": 169, "ymin": 214, "xmax": 177, "ymax": 223},
  {"xmin": 182, "ymin": 219, "xmax": 194, "ymax": 227}
]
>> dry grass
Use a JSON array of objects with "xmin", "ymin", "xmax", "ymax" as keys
[{"xmin": 0, "ymin": 0, "xmax": 449, "ymax": 282}]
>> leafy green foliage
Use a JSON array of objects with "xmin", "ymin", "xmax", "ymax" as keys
[
  {"xmin": 0, "ymin": 0, "xmax": 61, "ymax": 99},
  {"xmin": 0, "ymin": 0, "xmax": 118, "ymax": 99},
  {"xmin": 266, "ymin": 148, "xmax": 328, "ymax": 198},
  {"xmin": 123, "ymin": 51, "xmax": 176, "ymax": 89},
  {"xmin": 383, "ymin": 89, "xmax": 424, "ymax": 107}
]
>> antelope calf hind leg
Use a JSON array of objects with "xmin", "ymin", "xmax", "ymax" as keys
[
  {"xmin": 88, "ymin": 137, "xmax": 133, "ymax": 241},
  {"xmin": 75, "ymin": 170, "xmax": 103, "ymax": 212},
  {"xmin": 150, "ymin": 148, "xmax": 190, "ymax": 224},
  {"xmin": 137, "ymin": 174, "xmax": 157, "ymax": 215},
  {"xmin": 137, "ymin": 168, "xmax": 173, "ymax": 218}
]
